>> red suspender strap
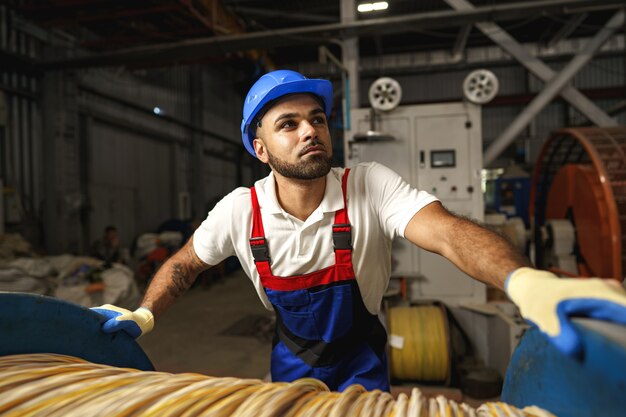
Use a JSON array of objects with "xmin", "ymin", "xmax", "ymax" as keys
[
  {"xmin": 334, "ymin": 168, "xmax": 350, "ymax": 224},
  {"xmin": 333, "ymin": 169, "xmax": 352, "ymax": 265},
  {"xmin": 249, "ymin": 188, "xmax": 271, "ymax": 277},
  {"xmin": 250, "ymin": 187, "xmax": 265, "ymax": 238}
]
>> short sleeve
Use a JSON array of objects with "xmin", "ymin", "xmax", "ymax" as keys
[
  {"xmin": 363, "ymin": 162, "xmax": 439, "ymax": 239},
  {"xmin": 192, "ymin": 189, "xmax": 244, "ymax": 265}
]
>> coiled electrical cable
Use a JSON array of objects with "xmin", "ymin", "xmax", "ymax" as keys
[{"xmin": 0, "ymin": 354, "xmax": 555, "ymax": 417}]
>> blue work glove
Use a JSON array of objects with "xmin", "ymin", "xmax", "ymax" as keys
[
  {"xmin": 506, "ymin": 268, "xmax": 626, "ymax": 357},
  {"xmin": 91, "ymin": 304, "xmax": 154, "ymax": 339}
]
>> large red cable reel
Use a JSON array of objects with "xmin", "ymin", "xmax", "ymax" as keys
[{"xmin": 529, "ymin": 127, "xmax": 626, "ymax": 281}]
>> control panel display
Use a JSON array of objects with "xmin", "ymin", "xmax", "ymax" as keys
[{"xmin": 431, "ymin": 150, "xmax": 456, "ymax": 168}]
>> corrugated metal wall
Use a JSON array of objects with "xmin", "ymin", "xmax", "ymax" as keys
[
  {"xmin": 482, "ymin": 106, "xmax": 525, "ymax": 144},
  {"xmin": 88, "ymin": 120, "xmax": 173, "ymax": 247},
  {"xmin": 80, "ymin": 68, "xmax": 191, "ymax": 138},
  {"xmin": 0, "ymin": 6, "xmax": 43, "ymax": 242},
  {"xmin": 77, "ymin": 65, "xmax": 247, "ymax": 248},
  {"xmin": 78, "ymin": 67, "xmax": 190, "ymax": 248},
  {"xmin": 200, "ymin": 67, "xmax": 246, "ymax": 212}
]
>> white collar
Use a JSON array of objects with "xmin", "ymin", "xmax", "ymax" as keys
[{"xmin": 254, "ymin": 169, "xmax": 345, "ymax": 218}]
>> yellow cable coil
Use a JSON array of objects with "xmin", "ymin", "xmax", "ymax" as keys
[
  {"xmin": 0, "ymin": 354, "xmax": 555, "ymax": 417},
  {"xmin": 388, "ymin": 305, "xmax": 450, "ymax": 382}
]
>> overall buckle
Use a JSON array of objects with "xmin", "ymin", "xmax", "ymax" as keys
[
  {"xmin": 332, "ymin": 224, "xmax": 352, "ymax": 250},
  {"xmin": 250, "ymin": 237, "xmax": 271, "ymax": 262}
]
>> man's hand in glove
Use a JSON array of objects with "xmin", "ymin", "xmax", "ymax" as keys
[
  {"xmin": 91, "ymin": 304, "xmax": 154, "ymax": 339},
  {"xmin": 506, "ymin": 267, "xmax": 626, "ymax": 356}
]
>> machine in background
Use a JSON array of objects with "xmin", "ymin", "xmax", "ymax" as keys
[
  {"xmin": 346, "ymin": 77, "xmax": 503, "ymax": 391},
  {"xmin": 348, "ymin": 100, "xmax": 485, "ymax": 306},
  {"xmin": 484, "ymin": 168, "xmax": 531, "ymax": 228},
  {"xmin": 530, "ymin": 127, "xmax": 626, "ymax": 281}
]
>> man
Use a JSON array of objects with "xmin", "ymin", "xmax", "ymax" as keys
[
  {"xmin": 91, "ymin": 225, "xmax": 128, "ymax": 267},
  {"xmin": 93, "ymin": 70, "xmax": 626, "ymax": 392}
]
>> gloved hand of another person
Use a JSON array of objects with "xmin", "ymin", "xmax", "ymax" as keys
[
  {"xmin": 506, "ymin": 267, "xmax": 626, "ymax": 357},
  {"xmin": 91, "ymin": 304, "xmax": 154, "ymax": 339}
]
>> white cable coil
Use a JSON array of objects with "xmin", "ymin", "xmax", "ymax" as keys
[{"xmin": 0, "ymin": 353, "xmax": 556, "ymax": 417}]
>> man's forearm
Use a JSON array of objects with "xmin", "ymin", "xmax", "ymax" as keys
[
  {"xmin": 141, "ymin": 238, "xmax": 209, "ymax": 318},
  {"xmin": 443, "ymin": 216, "xmax": 532, "ymax": 290},
  {"xmin": 406, "ymin": 202, "xmax": 532, "ymax": 290}
]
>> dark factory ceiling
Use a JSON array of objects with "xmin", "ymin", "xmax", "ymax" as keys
[{"xmin": 6, "ymin": 0, "xmax": 626, "ymax": 70}]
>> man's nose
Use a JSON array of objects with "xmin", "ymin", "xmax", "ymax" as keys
[{"xmin": 298, "ymin": 120, "xmax": 316, "ymax": 140}]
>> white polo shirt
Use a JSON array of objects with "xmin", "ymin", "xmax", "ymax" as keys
[{"xmin": 193, "ymin": 161, "xmax": 438, "ymax": 314}]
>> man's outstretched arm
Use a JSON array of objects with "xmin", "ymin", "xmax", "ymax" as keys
[
  {"xmin": 404, "ymin": 201, "xmax": 626, "ymax": 357},
  {"xmin": 404, "ymin": 201, "xmax": 531, "ymax": 289},
  {"xmin": 141, "ymin": 236, "xmax": 211, "ymax": 319},
  {"xmin": 92, "ymin": 236, "xmax": 211, "ymax": 338}
]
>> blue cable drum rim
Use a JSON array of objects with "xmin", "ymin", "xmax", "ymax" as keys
[
  {"xmin": 501, "ymin": 320, "xmax": 626, "ymax": 417},
  {"xmin": 0, "ymin": 292, "xmax": 154, "ymax": 371}
]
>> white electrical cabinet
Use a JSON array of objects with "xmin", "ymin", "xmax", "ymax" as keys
[{"xmin": 346, "ymin": 102, "xmax": 486, "ymax": 306}]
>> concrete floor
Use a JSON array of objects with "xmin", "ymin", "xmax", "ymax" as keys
[{"xmin": 138, "ymin": 269, "xmax": 273, "ymax": 379}]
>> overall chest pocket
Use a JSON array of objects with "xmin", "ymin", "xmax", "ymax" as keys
[
  {"xmin": 309, "ymin": 283, "xmax": 354, "ymax": 342},
  {"xmin": 266, "ymin": 283, "xmax": 355, "ymax": 343},
  {"xmin": 266, "ymin": 289, "xmax": 321, "ymax": 340}
]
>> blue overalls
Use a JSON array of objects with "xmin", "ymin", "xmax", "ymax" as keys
[{"xmin": 249, "ymin": 169, "xmax": 390, "ymax": 392}]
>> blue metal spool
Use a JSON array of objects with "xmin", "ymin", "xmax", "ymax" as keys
[
  {"xmin": 502, "ymin": 319, "xmax": 626, "ymax": 417},
  {"xmin": 0, "ymin": 292, "xmax": 154, "ymax": 371}
]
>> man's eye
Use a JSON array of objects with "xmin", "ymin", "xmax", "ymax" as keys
[
  {"xmin": 312, "ymin": 117, "xmax": 326, "ymax": 125},
  {"xmin": 280, "ymin": 120, "xmax": 296, "ymax": 129}
]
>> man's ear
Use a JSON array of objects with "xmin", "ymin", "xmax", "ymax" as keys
[{"xmin": 253, "ymin": 138, "xmax": 269, "ymax": 163}]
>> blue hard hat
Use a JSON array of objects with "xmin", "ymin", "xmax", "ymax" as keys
[{"xmin": 241, "ymin": 70, "xmax": 333, "ymax": 157}]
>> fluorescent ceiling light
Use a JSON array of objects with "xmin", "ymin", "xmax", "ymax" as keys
[{"xmin": 358, "ymin": 2, "xmax": 388, "ymax": 13}]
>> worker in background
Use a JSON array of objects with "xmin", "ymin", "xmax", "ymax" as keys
[
  {"xmin": 93, "ymin": 70, "xmax": 626, "ymax": 392},
  {"xmin": 91, "ymin": 225, "xmax": 128, "ymax": 267}
]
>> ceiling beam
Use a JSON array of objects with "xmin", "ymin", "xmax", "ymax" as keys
[
  {"xmin": 79, "ymin": 27, "xmax": 212, "ymax": 48},
  {"xmin": 18, "ymin": 0, "xmax": 119, "ymax": 13},
  {"xmin": 484, "ymin": 10, "xmax": 623, "ymax": 165},
  {"xmin": 180, "ymin": 0, "xmax": 275, "ymax": 69},
  {"xmin": 452, "ymin": 24, "xmax": 472, "ymax": 58},
  {"xmin": 41, "ymin": 3, "xmax": 184, "ymax": 27},
  {"xmin": 181, "ymin": 0, "xmax": 232, "ymax": 35},
  {"xmin": 546, "ymin": 12, "xmax": 588, "ymax": 48},
  {"xmin": 42, "ymin": 0, "xmax": 625, "ymax": 69},
  {"xmin": 229, "ymin": 6, "xmax": 336, "ymax": 23},
  {"xmin": 0, "ymin": 50, "xmax": 42, "ymax": 76}
]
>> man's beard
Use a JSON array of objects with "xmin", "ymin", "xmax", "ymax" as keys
[{"xmin": 266, "ymin": 147, "xmax": 332, "ymax": 180}]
